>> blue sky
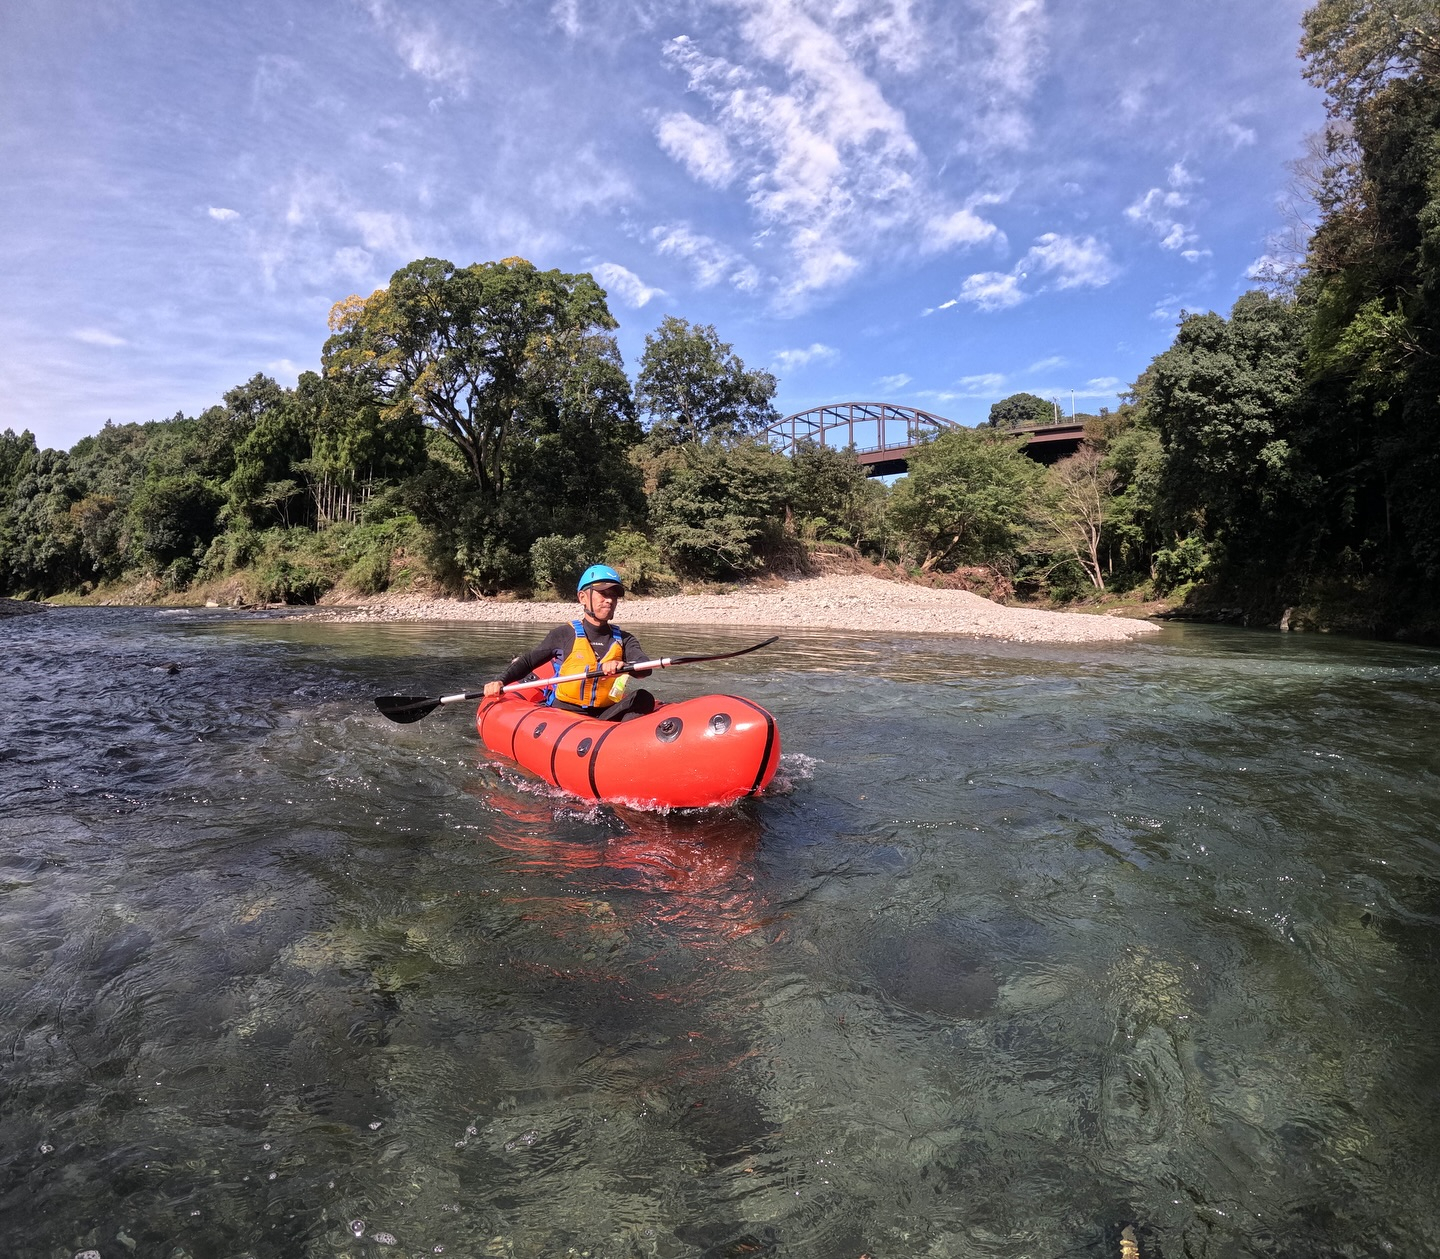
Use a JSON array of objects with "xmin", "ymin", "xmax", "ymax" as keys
[{"xmin": 1, "ymin": 0, "xmax": 1324, "ymax": 450}]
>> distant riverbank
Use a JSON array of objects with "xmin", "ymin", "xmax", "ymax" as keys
[{"xmin": 304, "ymin": 573, "xmax": 1162, "ymax": 644}]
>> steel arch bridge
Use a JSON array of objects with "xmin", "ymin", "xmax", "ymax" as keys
[{"xmin": 767, "ymin": 402, "xmax": 958, "ymax": 476}]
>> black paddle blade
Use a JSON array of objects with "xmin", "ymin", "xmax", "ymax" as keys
[
  {"xmin": 374, "ymin": 695, "xmax": 443, "ymax": 724},
  {"xmin": 669, "ymin": 635, "xmax": 780, "ymax": 666}
]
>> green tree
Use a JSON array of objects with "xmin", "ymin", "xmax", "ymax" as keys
[
  {"xmin": 636, "ymin": 316, "xmax": 779, "ymax": 447},
  {"xmin": 649, "ymin": 441, "xmax": 791, "ymax": 579},
  {"xmin": 987, "ymin": 392, "xmax": 1055, "ymax": 428},
  {"xmin": 1, "ymin": 445, "xmax": 84, "ymax": 595},
  {"xmin": 888, "ymin": 427, "xmax": 1044, "ymax": 572},
  {"xmin": 788, "ymin": 439, "xmax": 873, "ymax": 545},
  {"xmin": 324, "ymin": 257, "xmax": 620, "ymax": 501},
  {"xmin": 1090, "ymin": 408, "xmax": 1165, "ymax": 585},
  {"xmin": 1300, "ymin": 0, "xmax": 1439, "ymax": 113},
  {"xmin": 128, "ymin": 473, "xmax": 224, "ymax": 584},
  {"xmin": 224, "ymin": 374, "xmax": 309, "ymax": 529},
  {"xmin": 303, "ymin": 369, "xmax": 425, "ymax": 524},
  {"xmin": 498, "ymin": 331, "xmax": 644, "ymax": 544},
  {"xmin": 1142, "ymin": 293, "xmax": 1318, "ymax": 562}
]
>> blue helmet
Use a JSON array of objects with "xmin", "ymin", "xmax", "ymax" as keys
[{"xmin": 577, "ymin": 563, "xmax": 625, "ymax": 595}]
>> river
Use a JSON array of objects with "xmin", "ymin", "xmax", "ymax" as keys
[{"xmin": 2, "ymin": 608, "xmax": 1437, "ymax": 1258}]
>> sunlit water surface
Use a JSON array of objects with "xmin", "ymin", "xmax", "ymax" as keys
[{"xmin": 2, "ymin": 608, "xmax": 1438, "ymax": 1258}]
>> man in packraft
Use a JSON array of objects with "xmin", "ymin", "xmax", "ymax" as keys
[{"xmin": 481, "ymin": 564, "xmax": 656, "ymax": 721}]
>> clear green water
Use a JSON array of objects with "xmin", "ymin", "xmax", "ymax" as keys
[{"xmin": 2, "ymin": 608, "xmax": 1438, "ymax": 1258}]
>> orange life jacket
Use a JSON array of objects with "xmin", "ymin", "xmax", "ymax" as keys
[{"xmin": 549, "ymin": 619, "xmax": 626, "ymax": 709}]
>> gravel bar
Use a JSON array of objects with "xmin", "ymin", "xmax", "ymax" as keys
[{"xmin": 313, "ymin": 574, "xmax": 1160, "ymax": 643}]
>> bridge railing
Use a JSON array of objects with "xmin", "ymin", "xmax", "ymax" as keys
[{"xmin": 768, "ymin": 402, "xmax": 958, "ymax": 456}]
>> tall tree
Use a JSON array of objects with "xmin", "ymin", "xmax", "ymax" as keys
[
  {"xmin": 1300, "ymin": 0, "xmax": 1439, "ymax": 113},
  {"xmin": 636, "ymin": 316, "xmax": 779, "ymax": 447},
  {"xmin": 1142, "ymin": 292, "xmax": 1317, "ymax": 565},
  {"xmin": 323, "ymin": 257, "xmax": 620, "ymax": 502},
  {"xmin": 1038, "ymin": 447, "xmax": 1114, "ymax": 591},
  {"xmin": 987, "ymin": 392, "xmax": 1056, "ymax": 428},
  {"xmin": 888, "ymin": 427, "xmax": 1043, "ymax": 572}
]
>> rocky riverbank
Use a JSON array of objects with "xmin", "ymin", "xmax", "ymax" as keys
[{"xmin": 307, "ymin": 574, "xmax": 1161, "ymax": 644}]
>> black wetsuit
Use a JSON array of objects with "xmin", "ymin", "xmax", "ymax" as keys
[{"xmin": 499, "ymin": 621, "xmax": 656, "ymax": 721}]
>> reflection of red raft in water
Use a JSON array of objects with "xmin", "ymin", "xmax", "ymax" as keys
[{"xmin": 476, "ymin": 692, "xmax": 781, "ymax": 809}]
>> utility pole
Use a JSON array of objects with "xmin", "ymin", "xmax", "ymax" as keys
[{"xmin": 1070, "ymin": 389, "xmax": 1075, "ymax": 420}]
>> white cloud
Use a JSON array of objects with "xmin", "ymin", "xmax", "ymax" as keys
[
  {"xmin": 876, "ymin": 372, "xmax": 911, "ymax": 391},
  {"xmin": 266, "ymin": 358, "xmax": 303, "ymax": 382},
  {"xmin": 332, "ymin": 246, "xmax": 374, "ymax": 280},
  {"xmin": 357, "ymin": 0, "xmax": 469, "ymax": 93},
  {"xmin": 656, "ymin": 113, "xmax": 736, "ymax": 188},
  {"xmin": 923, "ymin": 207, "xmax": 1004, "ymax": 253},
  {"xmin": 654, "ymin": 5, "xmax": 1004, "ymax": 308},
  {"xmin": 208, "ymin": 206, "xmax": 240, "ymax": 222},
  {"xmin": 591, "ymin": 261, "xmax": 664, "ymax": 308},
  {"xmin": 253, "ymin": 171, "xmax": 426, "ymax": 291},
  {"xmin": 1027, "ymin": 354, "xmax": 1068, "ymax": 373},
  {"xmin": 960, "ymin": 372, "xmax": 1007, "ymax": 392},
  {"xmin": 1223, "ymin": 121, "xmax": 1257, "ymax": 147},
  {"xmin": 965, "ymin": 0, "xmax": 1049, "ymax": 151},
  {"xmin": 1085, "ymin": 376, "xmax": 1120, "ymax": 391},
  {"xmin": 1126, "ymin": 163, "xmax": 1200, "ymax": 251},
  {"xmin": 956, "ymin": 233, "xmax": 1115, "ymax": 311},
  {"xmin": 351, "ymin": 209, "xmax": 415, "ymax": 254},
  {"xmin": 534, "ymin": 145, "xmax": 633, "ymax": 216},
  {"xmin": 552, "ymin": 0, "xmax": 581, "ymax": 36},
  {"xmin": 772, "ymin": 342, "xmax": 838, "ymax": 372},
  {"xmin": 958, "ymin": 271, "xmax": 1025, "ymax": 311},
  {"xmin": 72, "ymin": 328, "xmax": 126, "ymax": 347},
  {"xmin": 1021, "ymin": 233, "xmax": 1116, "ymax": 289},
  {"xmin": 650, "ymin": 222, "xmax": 761, "ymax": 292}
]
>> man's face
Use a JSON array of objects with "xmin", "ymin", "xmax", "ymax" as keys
[{"xmin": 579, "ymin": 583, "xmax": 623, "ymax": 621}]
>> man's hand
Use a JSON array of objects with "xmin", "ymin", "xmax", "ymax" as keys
[
  {"xmin": 482, "ymin": 681, "xmax": 503, "ymax": 699},
  {"xmin": 600, "ymin": 660, "xmax": 625, "ymax": 677}
]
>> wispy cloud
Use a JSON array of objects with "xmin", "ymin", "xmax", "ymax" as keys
[
  {"xmin": 72, "ymin": 328, "xmax": 127, "ymax": 348},
  {"xmin": 356, "ymin": 0, "xmax": 469, "ymax": 93},
  {"xmin": 654, "ymin": 2, "xmax": 1005, "ymax": 308},
  {"xmin": 1027, "ymin": 354, "xmax": 1068, "ymax": 373},
  {"xmin": 655, "ymin": 113, "xmax": 736, "ymax": 188},
  {"xmin": 208, "ymin": 207, "xmax": 240, "ymax": 222},
  {"xmin": 876, "ymin": 372, "xmax": 911, "ymax": 391},
  {"xmin": 772, "ymin": 342, "xmax": 837, "ymax": 372},
  {"xmin": 533, "ymin": 146, "xmax": 634, "ymax": 217},
  {"xmin": 964, "ymin": 0, "xmax": 1049, "ymax": 151},
  {"xmin": 1125, "ymin": 161, "xmax": 1200, "ymax": 252},
  {"xmin": 591, "ymin": 261, "xmax": 664, "ymax": 308},
  {"xmin": 649, "ymin": 223, "xmax": 761, "ymax": 292},
  {"xmin": 958, "ymin": 271, "xmax": 1025, "ymax": 311},
  {"xmin": 923, "ymin": 206, "xmax": 1005, "ymax": 253},
  {"xmin": 954, "ymin": 232, "xmax": 1116, "ymax": 311}
]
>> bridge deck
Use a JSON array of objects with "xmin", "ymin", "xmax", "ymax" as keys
[{"xmin": 772, "ymin": 409, "xmax": 1089, "ymax": 475}]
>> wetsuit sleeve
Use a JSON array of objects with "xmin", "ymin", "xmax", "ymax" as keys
[
  {"xmin": 498, "ymin": 625, "xmax": 572, "ymax": 685},
  {"xmin": 619, "ymin": 630, "xmax": 651, "ymax": 678}
]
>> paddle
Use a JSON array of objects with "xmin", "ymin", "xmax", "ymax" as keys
[{"xmin": 373, "ymin": 635, "xmax": 780, "ymax": 724}]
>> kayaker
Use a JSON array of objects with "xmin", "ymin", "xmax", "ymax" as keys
[{"xmin": 481, "ymin": 564, "xmax": 656, "ymax": 721}]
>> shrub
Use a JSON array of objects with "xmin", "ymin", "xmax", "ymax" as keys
[
  {"xmin": 603, "ymin": 529, "xmax": 669, "ymax": 594},
  {"xmin": 253, "ymin": 554, "xmax": 332, "ymax": 604},
  {"xmin": 649, "ymin": 441, "xmax": 790, "ymax": 579},
  {"xmin": 128, "ymin": 474, "xmax": 223, "ymax": 572},
  {"xmin": 457, "ymin": 535, "xmax": 529, "ymax": 596},
  {"xmin": 1153, "ymin": 534, "xmax": 1214, "ymax": 591},
  {"xmin": 529, "ymin": 533, "xmax": 590, "ymax": 597}
]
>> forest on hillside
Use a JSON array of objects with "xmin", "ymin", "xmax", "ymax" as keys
[{"xmin": 2, "ymin": 0, "xmax": 1437, "ymax": 636}]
